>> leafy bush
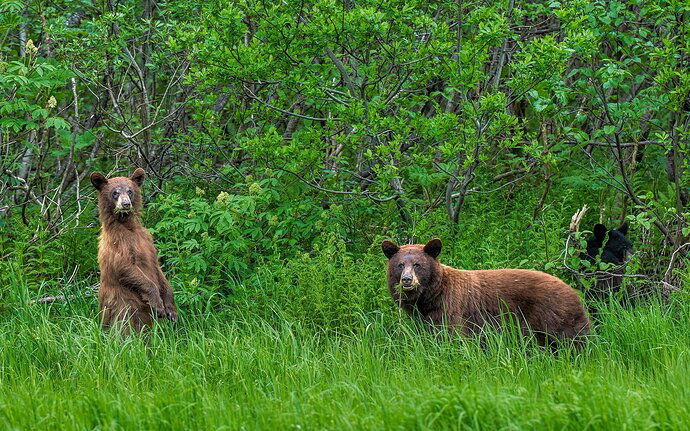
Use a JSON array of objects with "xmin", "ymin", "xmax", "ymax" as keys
[
  {"xmin": 149, "ymin": 174, "xmax": 351, "ymax": 310},
  {"xmin": 237, "ymin": 234, "xmax": 391, "ymax": 331}
]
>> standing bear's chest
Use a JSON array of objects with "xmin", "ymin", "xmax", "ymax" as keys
[{"xmin": 99, "ymin": 229, "xmax": 157, "ymax": 270}]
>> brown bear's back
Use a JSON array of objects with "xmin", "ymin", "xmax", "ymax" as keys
[{"xmin": 440, "ymin": 266, "xmax": 589, "ymax": 344}]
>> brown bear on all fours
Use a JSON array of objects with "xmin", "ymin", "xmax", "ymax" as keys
[
  {"xmin": 91, "ymin": 168, "xmax": 177, "ymax": 334},
  {"xmin": 382, "ymin": 239, "xmax": 589, "ymax": 347}
]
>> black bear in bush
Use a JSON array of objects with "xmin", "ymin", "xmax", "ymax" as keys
[
  {"xmin": 581, "ymin": 222, "xmax": 632, "ymax": 302},
  {"xmin": 583, "ymin": 222, "xmax": 632, "ymax": 265}
]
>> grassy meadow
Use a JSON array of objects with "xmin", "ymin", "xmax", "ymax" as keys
[{"xmin": 2, "ymin": 279, "xmax": 690, "ymax": 430}]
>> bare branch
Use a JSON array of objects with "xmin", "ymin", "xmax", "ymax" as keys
[
  {"xmin": 325, "ymin": 47, "xmax": 359, "ymax": 99},
  {"xmin": 244, "ymin": 85, "xmax": 339, "ymax": 122}
]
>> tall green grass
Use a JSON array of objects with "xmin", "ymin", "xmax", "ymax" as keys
[{"xmin": 1, "ymin": 296, "xmax": 689, "ymax": 430}]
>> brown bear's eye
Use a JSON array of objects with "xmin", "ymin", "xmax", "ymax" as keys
[
  {"xmin": 127, "ymin": 190, "xmax": 132, "ymax": 197},
  {"xmin": 397, "ymin": 263, "xmax": 404, "ymax": 269},
  {"xmin": 112, "ymin": 191, "xmax": 119, "ymax": 198},
  {"xmin": 413, "ymin": 263, "xmax": 421, "ymax": 269}
]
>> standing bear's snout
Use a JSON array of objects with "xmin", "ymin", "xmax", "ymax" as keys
[{"xmin": 116, "ymin": 194, "xmax": 132, "ymax": 212}]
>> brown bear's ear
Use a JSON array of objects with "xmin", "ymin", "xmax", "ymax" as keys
[
  {"xmin": 90, "ymin": 172, "xmax": 108, "ymax": 191},
  {"xmin": 381, "ymin": 240, "xmax": 399, "ymax": 259},
  {"xmin": 424, "ymin": 238, "xmax": 442, "ymax": 259},
  {"xmin": 130, "ymin": 168, "xmax": 145, "ymax": 187}
]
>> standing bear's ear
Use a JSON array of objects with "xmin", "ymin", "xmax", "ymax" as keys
[
  {"xmin": 593, "ymin": 224, "xmax": 607, "ymax": 241},
  {"xmin": 424, "ymin": 238, "xmax": 442, "ymax": 259},
  {"xmin": 131, "ymin": 168, "xmax": 146, "ymax": 187},
  {"xmin": 90, "ymin": 172, "xmax": 108, "ymax": 191},
  {"xmin": 381, "ymin": 240, "xmax": 399, "ymax": 259}
]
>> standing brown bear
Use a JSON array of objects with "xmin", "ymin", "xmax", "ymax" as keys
[
  {"xmin": 91, "ymin": 168, "xmax": 177, "ymax": 334},
  {"xmin": 382, "ymin": 239, "xmax": 589, "ymax": 346}
]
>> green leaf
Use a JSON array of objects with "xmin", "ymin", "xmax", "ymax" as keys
[
  {"xmin": 45, "ymin": 117, "xmax": 70, "ymax": 130},
  {"xmin": 602, "ymin": 125, "xmax": 616, "ymax": 135}
]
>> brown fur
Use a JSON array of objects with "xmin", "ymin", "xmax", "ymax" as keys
[
  {"xmin": 91, "ymin": 168, "xmax": 177, "ymax": 334},
  {"xmin": 382, "ymin": 239, "xmax": 589, "ymax": 346}
]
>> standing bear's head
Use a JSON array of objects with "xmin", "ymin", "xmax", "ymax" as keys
[
  {"xmin": 381, "ymin": 238, "xmax": 443, "ymax": 299},
  {"xmin": 90, "ymin": 168, "xmax": 146, "ymax": 223}
]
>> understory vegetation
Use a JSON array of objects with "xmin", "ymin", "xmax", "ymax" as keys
[{"xmin": 2, "ymin": 0, "xmax": 690, "ymax": 429}]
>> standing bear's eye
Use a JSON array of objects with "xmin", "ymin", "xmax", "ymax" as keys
[
  {"xmin": 413, "ymin": 263, "xmax": 421, "ymax": 269},
  {"xmin": 127, "ymin": 190, "xmax": 133, "ymax": 197},
  {"xmin": 112, "ymin": 191, "xmax": 119, "ymax": 199},
  {"xmin": 397, "ymin": 263, "xmax": 404, "ymax": 269}
]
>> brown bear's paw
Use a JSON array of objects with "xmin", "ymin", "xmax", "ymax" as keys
[
  {"xmin": 152, "ymin": 304, "xmax": 167, "ymax": 320},
  {"xmin": 165, "ymin": 306, "xmax": 178, "ymax": 323}
]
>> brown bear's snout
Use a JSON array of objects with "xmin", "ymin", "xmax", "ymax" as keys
[{"xmin": 400, "ymin": 267, "xmax": 419, "ymax": 290}]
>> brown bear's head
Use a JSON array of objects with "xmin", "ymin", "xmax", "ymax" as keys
[
  {"xmin": 90, "ymin": 168, "xmax": 146, "ymax": 223},
  {"xmin": 381, "ymin": 238, "xmax": 443, "ymax": 297}
]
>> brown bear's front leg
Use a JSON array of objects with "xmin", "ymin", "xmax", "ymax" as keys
[
  {"xmin": 119, "ymin": 268, "xmax": 166, "ymax": 318},
  {"xmin": 156, "ymin": 269, "xmax": 178, "ymax": 322}
]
